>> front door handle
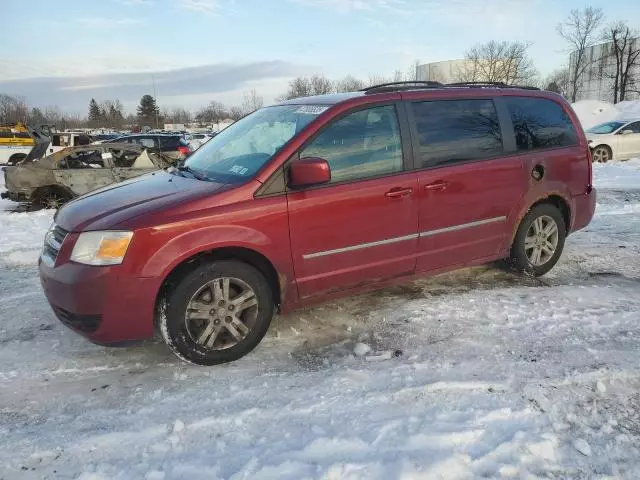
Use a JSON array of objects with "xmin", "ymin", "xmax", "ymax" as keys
[
  {"xmin": 385, "ymin": 187, "xmax": 413, "ymax": 198},
  {"xmin": 424, "ymin": 181, "xmax": 449, "ymax": 192}
]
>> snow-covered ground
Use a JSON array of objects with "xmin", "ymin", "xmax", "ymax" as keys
[{"xmin": 1, "ymin": 162, "xmax": 640, "ymax": 479}]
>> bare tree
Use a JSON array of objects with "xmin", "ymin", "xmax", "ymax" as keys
[
  {"xmin": 228, "ymin": 106, "xmax": 245, "ymax": 121},
  {"xmin": 457, "ymin": 40, "xmax": 537, "ymax": 85},
  {"xmin": 241, "ymin": 89, "xmax": 264, "ymax": 114},
  {"xmin": 601, "ymin": 22, "xmax": 640, "ymax": 102},
  {"xmin": 407, "ymin": 60, "xmax": 421, "ymax": 81},
  {"xmin": 280, "ymin": 75, "xmax": 334, "ymax": 100},
  {"xmin": 557, "ymin": 6, "xmax": 605, "ymax": 102},
  {"xmin": 334, "ymin": 75, "xmax": 365, "ymax": 92},
  {"xmin": 309, "ymin": 75, "xmax": 333, "ymax": 95},
  {"xmin": 196, "ymin": 101, "xmax": 229, "ymax": 127},
  {"xmin": 544, "ymin": 67, "xmax": 571, "ymax": 97},
  {"xmin": 366, "ymin": 74, "xmax": 390, "ymax": 87},
  {"xmin": 0, "ymin": 94, "xmax": 29, "ymax": 124},
  {"xmin": 166, "ymin": 107, "xmax": 192, "ymax": 124}
]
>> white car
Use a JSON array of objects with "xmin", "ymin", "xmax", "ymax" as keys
[{"xmin": 585, "ymin": 120, "xmax": 640, "ymax": 162}]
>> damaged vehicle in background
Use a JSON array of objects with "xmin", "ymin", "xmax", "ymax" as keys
[{"xmin": 1, "ymin": 143, "xmax": 171, "ymax": 209}]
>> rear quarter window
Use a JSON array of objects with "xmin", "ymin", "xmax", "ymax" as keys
[{"xmin": 505, "ymin": 97, "xmax": 578, "ymax": 151}]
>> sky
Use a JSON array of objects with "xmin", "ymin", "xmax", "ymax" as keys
[{"xmin": 2, "ymin": 0, "xmax": 639, "ymax": 115}]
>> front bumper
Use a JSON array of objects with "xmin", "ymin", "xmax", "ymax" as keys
[{"xmin": 39, "ymin": 256, "xmax": 159, "ymax": 345}]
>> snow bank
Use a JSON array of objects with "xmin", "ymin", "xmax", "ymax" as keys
[
  {"xmin": 571, "ymin": 100, "xmax": 620, "ymax": 129},
  {"xmin": 616, "ymin": 100, "xmax": 640, "ymax": 121},
  {"xmin": 571, "ymin": 99, "xmax": 640, "ymax": 129}
]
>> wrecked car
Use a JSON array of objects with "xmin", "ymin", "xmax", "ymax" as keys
[{"xmin": 1, "ymin": 143, "xmax": 171, "ymax": 209}]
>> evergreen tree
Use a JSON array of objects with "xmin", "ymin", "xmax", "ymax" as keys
[
  {"xmin": 88, "ymin": 98, "xmax": 101, "ymax": 126},
  {"xmin": 137, "ymin": 94, "xmax": 160, "ymax": 127}
]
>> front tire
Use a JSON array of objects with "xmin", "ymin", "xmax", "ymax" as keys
[
  {"xmin": 592, "ymin": 145, "xmax": 612, "ymax": 163},
  {"xmin": 509, "ymin": 204, "xmax": 566, "ymax": 276},
  {"xmin": 160, "ymin": 260, "xmax": 274, "ymax": 366}
]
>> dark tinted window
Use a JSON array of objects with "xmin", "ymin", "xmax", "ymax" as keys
[
  {"xmin": 505, "ymin": 97, "xmax": 578, "ymax": 151},
  {"xmin": 301, "ymin": 105, "xmax": 403, "ymax": 183},
  {"xmin": 159, "ymin": 136, "xmax": 187, "ymax": 149},
  {"xmin": 412, "ymin": 99, "xmax": 503, "ymax": 168}
]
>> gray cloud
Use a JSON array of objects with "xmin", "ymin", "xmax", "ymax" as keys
[{"xmin": 0, "ymin": 60, "xmax": 306, "ymax": 112}]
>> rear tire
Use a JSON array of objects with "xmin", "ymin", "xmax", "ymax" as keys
[
  {"xmin": 160, "ymin": 260, "xmax": 274, "ymax": 366},
  {"xmin": 509, "ymin": 204, "xmax": 566, "ymax": 276}
]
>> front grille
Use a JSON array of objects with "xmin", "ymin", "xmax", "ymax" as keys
[
  {"xmin": 41, "ymin": 224, "xmax": 68, "ymax": 266},
  {"xmin": 53, "ymin": 306, "xmax": 101, "ymax": 333}
]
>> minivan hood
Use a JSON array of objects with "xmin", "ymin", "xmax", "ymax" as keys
[{"xmin": 55, "ymin": 170, "xmax": 227, "ymax": 232}]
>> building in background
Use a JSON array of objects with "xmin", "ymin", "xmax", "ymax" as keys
[
  {"xmin": 570, "ymin": 38, "xmax": 640, "ymax": 103},
  {"xmin": 416, "ymin": 60, "xmax": 471, "ymax": 83}
]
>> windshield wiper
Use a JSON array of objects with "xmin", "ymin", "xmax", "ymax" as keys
[{"xmin": 177, "ymin": 165, "xmax": 209, "ymax": 181}]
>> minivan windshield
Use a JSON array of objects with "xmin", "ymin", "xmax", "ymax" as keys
[
  {"xmin": 586, "ymin": 121, "xmax": 625, "ymax": 134},
  {"xmin": 183, "ymin": 105, "xmax": 328, "ymax": 183}
]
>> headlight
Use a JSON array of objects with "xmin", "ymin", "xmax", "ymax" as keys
[{"xmin": 70, "ymin": 231, "xmax": 134, "ymax": 266}]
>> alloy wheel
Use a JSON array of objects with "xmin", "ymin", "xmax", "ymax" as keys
[
  {"xmin": 592, "ymin": 146, "xmax": 611, "ymax": 163},
  {"xmin": 184, "ymin": 277, "xmax": 258, "ymax": 350},
  {"xmin": 524, "ymin": 215, "xmax": 559, "ymax": 266}
]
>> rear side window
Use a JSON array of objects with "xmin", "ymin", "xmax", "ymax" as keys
[
  {"xmin": 505, "ymin": 97, "xmax": 578, "ymax": 151},
  {"xmin": 411, "ymin": 99, "xmax": 503, "ymax": 168}
]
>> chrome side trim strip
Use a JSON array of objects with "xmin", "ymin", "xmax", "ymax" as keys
[
  {"xmin": 303, "ymin": 233, "xmax": 419, "ymax": 259},
  {"xmin": 302, "ymin": 216, "xmax": 506, "ymax": 260},
  {"xmin": 420, "ymin": 216, "xmax": 506, "ymax": 238}
]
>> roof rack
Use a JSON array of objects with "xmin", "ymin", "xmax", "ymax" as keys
[
  {"xmin": 446, "ymin": 81, "xmax": 540, "ymax": 91},
  {"xmin": 362, "ymin": 81, "xmax": 444, "ymax": 94}
]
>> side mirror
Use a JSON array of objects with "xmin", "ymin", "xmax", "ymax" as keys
[
  {"xmin": 620, "ymin": 129, "xmax": 634, "ymax": 135},
  {"xmin": 289, "ymin": 157, "xmax": 331, "ymax": 187}
]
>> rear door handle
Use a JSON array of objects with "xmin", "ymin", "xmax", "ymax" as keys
[
  {"xmin": 385, "ymin": 187, "xmax": 413, "ymax": 198},
  {"xmin": 424, "ymin": 181, "xmax": 449, "ymax": 192}
]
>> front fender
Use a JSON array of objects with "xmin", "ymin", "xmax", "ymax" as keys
[{"xmin": 138, "ymin": 224, "xmax": 278, "ymax": 279}]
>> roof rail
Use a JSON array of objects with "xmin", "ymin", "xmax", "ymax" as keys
[
  {"xmin": 362, "ymin": 81, "xmax": 444, "ymax": 94},
  {"xmin": 446, "ymin": 81, "xmax": 540, "ymax": 91}
]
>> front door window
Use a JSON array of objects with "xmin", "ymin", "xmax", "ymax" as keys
[{"xmin": 300, "ymin": 105, "xmax": 403, "ymax": 183}]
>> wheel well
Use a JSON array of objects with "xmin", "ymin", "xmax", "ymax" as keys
[
  {"xmin": 9, "ymin": 153, "xmax": 27, "ymax": 163},
  {"xmin": 593, "ymin": 144, "xmax": 612, "ymax": 152},
  {"xmin": 155, "ymin": 247, "xmax": 282, "ymax": 322},
  {"xmin": 32, "ymin": 185, "xmax": 74, "ymax": 201},
  {"xmin": 530, "ymin": 195, "xmax": 571, "ymax": 233}
]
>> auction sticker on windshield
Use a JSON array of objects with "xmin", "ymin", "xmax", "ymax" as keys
[
  {"xmin": 295, "ymin": 106, "xmax": 329, "ymax": 115},
  {"xmin": 230, "ymin": 165, "xmax": 249, "ymax": 175}
]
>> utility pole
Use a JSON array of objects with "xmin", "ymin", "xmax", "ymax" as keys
[{"xmin": 152, "ymin": 74, "xmax": 159, "ymax": 130}]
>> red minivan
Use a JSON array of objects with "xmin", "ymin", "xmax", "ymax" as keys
[{"xmin": 39, "ymin": 82, "xmax": 596, "ymax": 365}]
